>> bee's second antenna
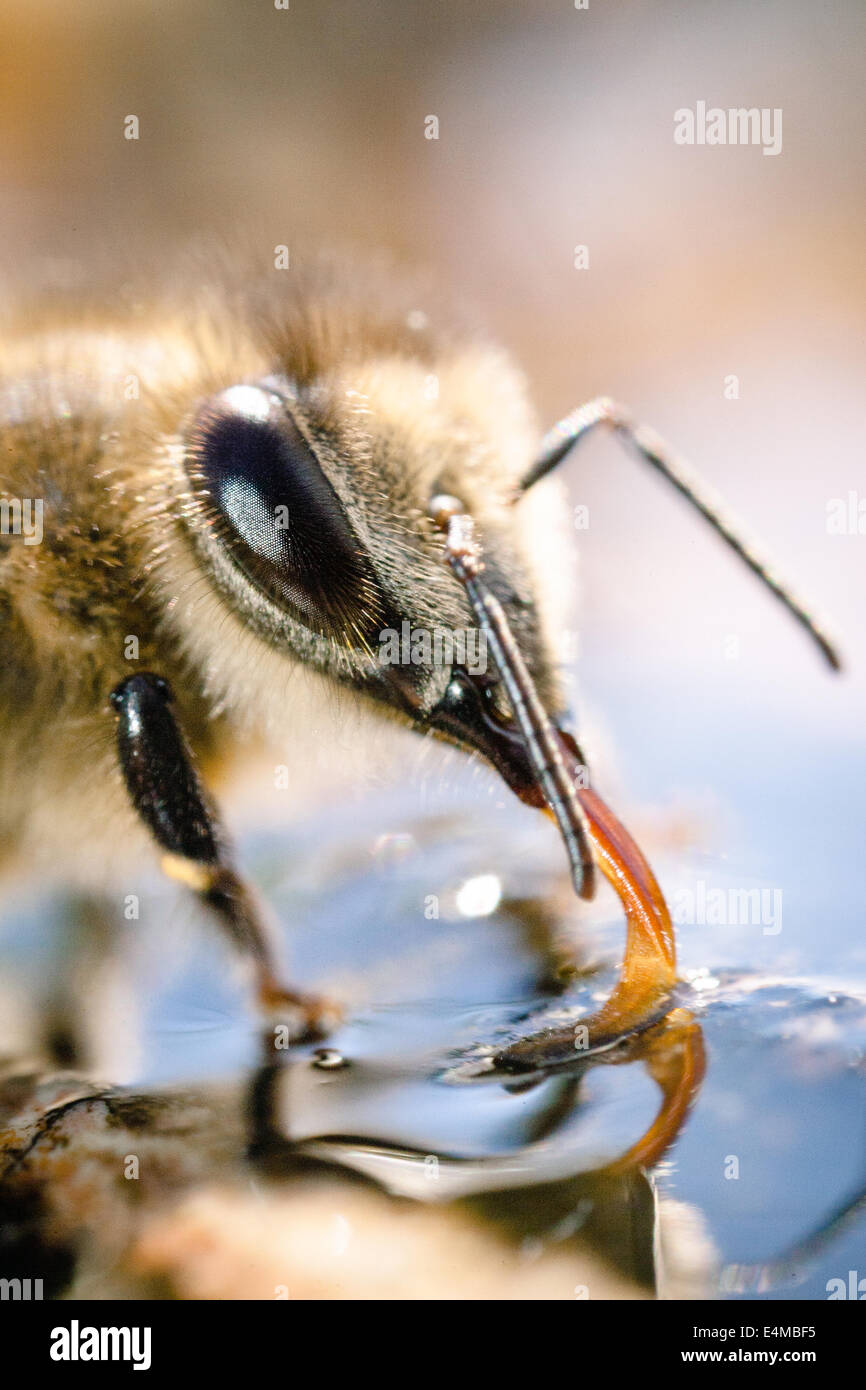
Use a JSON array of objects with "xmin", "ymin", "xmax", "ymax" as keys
[{"xmin": 516, "ymin": 397, "xmax": 843, "ymax": 673}]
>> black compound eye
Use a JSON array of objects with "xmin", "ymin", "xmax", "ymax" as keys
[{"xmin": 186, "ymin": 384, "xmax": 383, "ymax": 639}]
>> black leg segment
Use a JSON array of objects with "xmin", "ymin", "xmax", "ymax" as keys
[
  {"xmin": 109, "ymin": 672, "xmax": 338, "ymax": 1039},
  {"xmin": 110, "ymin": 674, "xmax": 220, "ymax": 865}
]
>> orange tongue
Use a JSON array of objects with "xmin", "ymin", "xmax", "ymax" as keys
[
  {"xmin": 430, "ymin": 502, "xmax": 679, "ymax": 1051},
  {"xmin": 540, "ymin": 781, "xmax": 677, "ymax": 1043}
]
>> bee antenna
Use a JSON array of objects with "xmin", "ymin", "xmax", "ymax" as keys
[{"xmin": 517, "ymin": 397, "xmax": 842, "ymax": 672}]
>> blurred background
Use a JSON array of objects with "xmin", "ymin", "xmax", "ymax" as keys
[{"xmin": 1, "ymin": 0, "xmax": 865, "ymax": 1300}]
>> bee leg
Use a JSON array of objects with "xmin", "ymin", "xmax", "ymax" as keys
[{"xmin": 109, "ymin": 672, "xmax": 341, "ymax": 1043}]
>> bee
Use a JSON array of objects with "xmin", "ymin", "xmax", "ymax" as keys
[{"xmin": 0, "ymin": 249, "xmax": 838, "ymax": 1054}]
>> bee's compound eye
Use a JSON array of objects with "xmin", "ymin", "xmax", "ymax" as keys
[{"xmin": 186, "ymin": 384, "xmax": 380, "ymax": 638}]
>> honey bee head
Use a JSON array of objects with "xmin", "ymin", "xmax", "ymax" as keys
[{"xmin": 157, "ymin": 271, "xmax": 574, "ymax": 777}]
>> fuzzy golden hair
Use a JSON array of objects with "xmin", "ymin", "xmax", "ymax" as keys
[{"xmin": 0, "ymin": 249, "xmax": 575, "ymax": 882}]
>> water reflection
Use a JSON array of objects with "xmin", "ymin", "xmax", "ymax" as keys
[
  {"xmin": 3, "ymin": 790, "xmax": 866, "ymax": 1298},
  {"xmin": 247, "ymin": 1004, "xmax": 706, "ymax": 1295}
]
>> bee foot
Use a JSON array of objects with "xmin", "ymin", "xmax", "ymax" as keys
[{"xmin": 257, "ymin": 982, "xmax": 344, "ymax": 1044}]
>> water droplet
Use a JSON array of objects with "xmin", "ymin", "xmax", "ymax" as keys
[{"xmin": 312, "ymin": 1048, "xmax": 347, "ymax": 1071}]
